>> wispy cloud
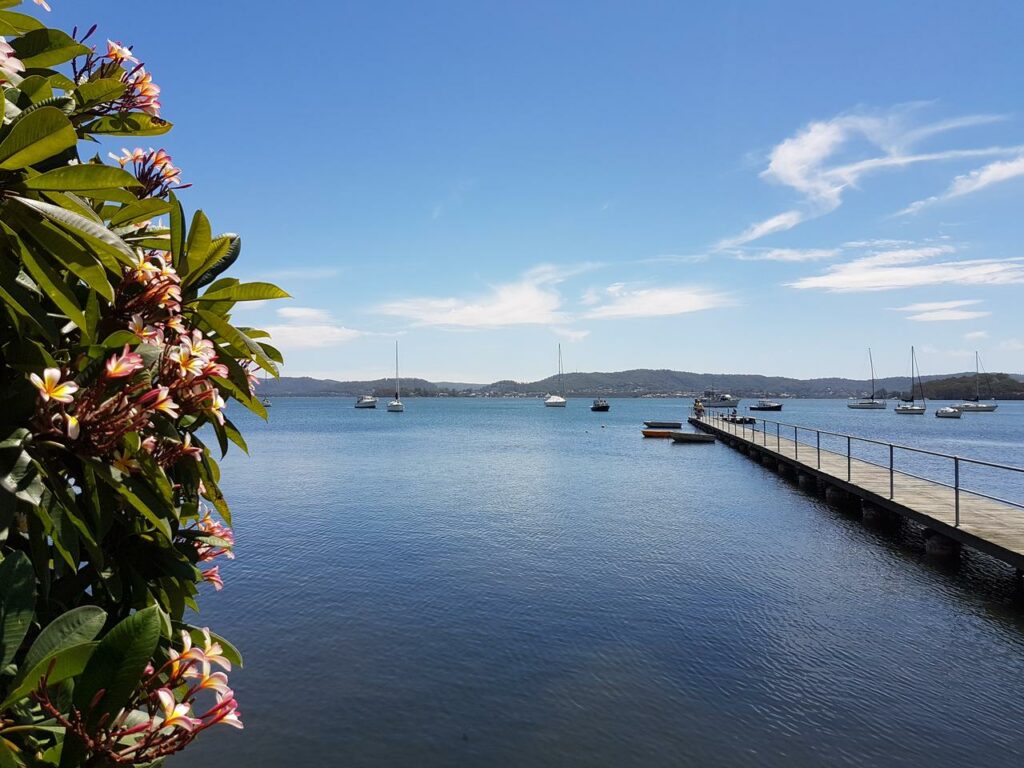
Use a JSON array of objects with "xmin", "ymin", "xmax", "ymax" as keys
[
  {"xmin": 735, "ymin": 247, "xmax": 839, "ymax": 262},
  {"xmin": 551, "ymin": 327, "xmax": 590, "ymax": 342},
  {"xmin": 717, "ymin": 106, "xmax": 1019, "ymax": 246},
  {"xmin": 899, "ymin": 154, "xmax": 1024, "ymax": 215},
  {"xmin": 584, "ymin": 284, "xmax": 733, "ymax": 319},
  {"xmin": 264, "ymin": 307, "xmax": 363, "ymax": 348},
  {"xmin": 963, "ymin": 330, "xmax": 989, "ymax": 340},
  {"xmin": 892, "ymin": 299, "xmax": 990, "ymax": 322},
  {"xmin": 375, "ymin": 264, "xmax": 592, "ymax": 328},
  {"xmin": 789, "ymin": 248, "xmax": 1024, "ymax": 292}
]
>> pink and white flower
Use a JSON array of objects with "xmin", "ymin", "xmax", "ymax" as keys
[{"xmin": 29, "ymin": 368, "xmax": 79, "ymax": 403}]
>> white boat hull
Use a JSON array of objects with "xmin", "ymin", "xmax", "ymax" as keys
[
  {"xmin": 957, "ymin": 402, "xmax": 998, "ymax": 412},
  {"xmin": 895, "ymin": 405, "xmax": 926, "ymax": 415},
  {"xmin": 544, "ymin": 395, "xmax": 567, "ymax": 407},
  {"xmin": 847, "ymin": 400, "xmax": 887, "ymax": 409},
  {"xmin": 387, "ymin": 401, "xmax": 404, "ymax": 412},
  {"xmin": 936, "ymin": 407, "xmax": 961, "ymax": 419},
  {"xmin": 355, "ymin": 397, "xmax": 377, "ymax": 409}
]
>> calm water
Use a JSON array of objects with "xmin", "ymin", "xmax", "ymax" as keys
[{"xmin": 188, "ymin": 398, "xmax": 1024, "ymax": 767}]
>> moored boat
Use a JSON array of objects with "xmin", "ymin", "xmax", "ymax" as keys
[
  {"xmin": 641, "ymin": 429, "xmax": 674, "ymax": 439},
  {"xmin": 895, "ymin": 346, "xmax": 927, "ymax": 415},
  {"xmin": 935, "ymin": 406, "xmax": 961, "ymax": 419},
  {"xmin": 387, "ymin": 341, "xmax": 404, "ymax": 412},
  {"xmin": 749, "ymin": 399, "xmax": 782, "ymax": 411},
  {"xmin": 723, "ymin": 414, "xmax": 755, "ymax": 424},
  {"xmin": 544, "ymin": 344, "xmax": 568, "ymax": 407},
  {"xmin": 848, "ymin": 347, "xmax": 887, "ymax": 409},
  {"xmin": 590, "ymin": 398, "xmax": 610, "ymax": 412},
  {"xmin": 956, "ymin": 352, "xmax": 999, "ymax": 412},
  {"xmin": 644, "ymin": 420, "xmax": 682, "ymax": 429},
  {"xmin": 696, "ymin": 390, "xmax": 741, "ymax": 408},
  {"xmin": 355, "ymin": 395, "xmax": 378, "ymax": 409},
  {"xmin": 670, "ymin": 431, "xmax": 715, "ymax": 443}
]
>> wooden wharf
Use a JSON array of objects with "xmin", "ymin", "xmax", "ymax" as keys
[{"xmin": 689, "ymin": 413, "xmax": 1024, "ymax": 571}]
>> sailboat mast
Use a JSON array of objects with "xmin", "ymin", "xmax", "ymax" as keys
[
  {"xmin": 868, "ymin": 347, "xmax": 876, "ymax": 399},
  {"xmin": 558, "ymin": 344, "xmax": 564, "ymax": 396},
  {"xmin": 394, "ymin": 341, "xmax": 400, "ymax": 400},
  {"xmin": 975, "ymin": 351, "xmax": 981, "ymax": 401}
]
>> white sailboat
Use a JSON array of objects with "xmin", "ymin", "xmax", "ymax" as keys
[
  {"xmin": 848, "ymin": 348, "xmax": 887, "ymax": 409},
  {"xmin": 956, "ymin": 351, "xmax": 998, "ymax": 412},
  {"xmin": 544, "ymin": 344, "xmax": 567, "ymax": 407},
  {"xmin": 387, "ymin": 341, "xmax": 404, "ymax": 412},
  {"xmin": 895, "ymin": 346, "xmax": 926, "ymax": 414}
]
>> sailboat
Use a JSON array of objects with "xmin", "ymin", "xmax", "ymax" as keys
[
  {"xmin": 956, "ymin": 351, "xmax": 998, "ymax": 412},
  {"xmin": 847, "ymin": 348, "xmax": 886, "ymax": 409},
  {"xmin": 387, "ymin": 341, "xmax": 404, "ymax": 412},
  {"xmin": 895, "ymin": 346, "xmax": 926, "ymax": 414},
  {"xmin": 260, "ymin": 369, "xmax": 271, "ymax": 408},
  {"xmin": 544, "ymin": 344, "xmax": 567, "ymax": 407}
]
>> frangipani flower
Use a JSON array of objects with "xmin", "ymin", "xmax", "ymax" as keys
[
  {"xmin": 212, "ymin": 690, "xmax": 243, "ymax": 729},
  {"xmin": 66, "ymin": 414, "xmax": 80, "ymax": 440},
  {"xmin": 29, "ymin": 368, "xmax": 79, "ymax": 403},
  {"xmin": 194, "ymin": 666, "xmax": 230, "ymax": 694},
  {"xmin": 106, "ymin": 39, "xmax": 137, "ymax": 63},
  {"xmin": 105, "ymin": 345, "xmax": 145, "ymax": 378},
  {"xmin": 0, "ymin": 40, "xmax": 25, "ymax": 77},
  {"xmin": 138, "ymin": 386, "xmax": 180, "ymax": 419},
  {"xmin": 202, "ymin": 566, "xmax": 223, "ymax": 591},
  {"xmin": 33, "ymin": 0, "xmax": 51, "ymax": 12},
  {"xmin": 155, "ymin": 689, "xmax": 201, "ymax": 732}
]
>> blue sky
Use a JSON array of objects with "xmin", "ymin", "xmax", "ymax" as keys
[{"xmin": 46, "ymin": 1, "xmax": 1024, "ymax": 382}]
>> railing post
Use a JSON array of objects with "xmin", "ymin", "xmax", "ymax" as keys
[
  {"xmin": 889, "ymin": 444, "xmax": 894, "ymax": 500},
  {"xmin": 776, "ymin": 422, "xmax": 780, "ymax": 452},
  {"xmin": 794, "ymin": 426, "xmax": 798, "ymax": 461},
  {"xmin": 847, "ymin": 436, "xmax": 851, "ymax": 481},
  {"xmin": 954, "ymin": 457, "xmax": 960, "ymax": 527}
]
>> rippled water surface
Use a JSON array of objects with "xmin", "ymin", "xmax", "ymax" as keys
[{"xmin": 188, "ymin": 398, "xmax": 1024, "ymax": 767}]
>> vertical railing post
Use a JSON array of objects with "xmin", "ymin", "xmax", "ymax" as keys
[
  {"xmin": 776, "ymin": 422, "xmax": 780, "ymax": 452},
  {"xmin": 794, "ymin": 426, "xmax": 798, "ymax": 461},
  {"xmin": 954, "ymin": 457, "xmax": 960, "ymax": 527},
  {"xmin": 816, "ymin": 430, "xmax": 820, "ymax": 469},
  {"xmin": 847, "ymin": 436, "xmax": 851, "ymax": 481},
  {"xmin": 889, "ymin": 444, "xmax": 894, "ymax": 500}
]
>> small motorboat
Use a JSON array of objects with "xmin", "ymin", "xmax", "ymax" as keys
[
  {"xmin": 644, "ymin": 421, "xmax": 682, "ymax": 429},
  {"xmin": 670, "ymin": 431, "xmax": 715, "ymax": 444},
  {"xmin": 723, "ymin": 415, "xmax": 755, "ymax": 424},
  {"xmin": 355, "ymin": 395, "xmax": 378, "ymax": 409},
  {"xmin": 935, "ymin": 406, "xmax": 962, "ymax": 419},
  {"xmin": 641, "ymin": 429, "xmax": 674, "ymax": 439},
  {"xmin": 590, "ymin": 398, "xmax": 610, "ymax": 412},
  {"xmin": 749, "ymin": 399, "xmax": 782, "ymax": 411},
  {"xmin": 261, "ymin": 397, "xmax": 271, "ymax": 408}
]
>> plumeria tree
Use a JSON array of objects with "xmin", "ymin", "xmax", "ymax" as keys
[{"xmin": 0, "ymin": 2, "xmax": 286, "ymax": 765}]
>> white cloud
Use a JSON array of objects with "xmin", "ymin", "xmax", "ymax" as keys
[
  {"xmin": 374, "ymin": 264, "xmax": 590, "ymax": 328},
  {"xmin": 963, "ymin": 330, "xmax": 989, "ymax": 340},
  {"xmin": 584, "ymin": 285, "xmax": 733, "ymax": 319},
  {"xmin": 853, "ymin": 245, "xmax": 956, "ymax": 268},
  {"xmin": 551, "ymin": 327, "xmax": 590, "ymax": 342},
  {"xmin": 904, "ymin": 309, "xmax": 991, "ymax": 322},
  {"xmin": 265, "ymin": 307, "xmax": 363, "ymax": 348},
  {"xmin": 718, "ymin": 106, "xmax": 1020, "ymax": 246},
  {"xmin": 277, "ymin": 306, "xmax": 333, "ymax": 323},
  {"xmin": 842, "ymin": 239, "xmax": 912, "ymax": 249},
  {"xmin": 736, "ymin": 248, "xmax": 839, "ymax": 262},
  {"xmin": 716, "ymin": 210, "xmax": 804, "ymax": 249},
  {"xmin": 899, "ymin": 154, "xmax": 1024, "ymax": 215},
  {"xmin": 894, "ymin": 299, "xmax": 981, "ymax": 312},
  {"xmin": 789, "ymin": 256, "xmax": 1024, "ymax": 292}
]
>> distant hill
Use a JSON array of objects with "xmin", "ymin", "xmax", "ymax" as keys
[{"xmin": 260, "ymin": 369, "xmax": 1024, "ymax": 399}]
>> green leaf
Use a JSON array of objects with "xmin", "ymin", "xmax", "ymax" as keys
[
  {"xmin": 17, "ymin": 218, "xmax": 115, "ymax": 303},
  {"xmin": 195, "ymin": 281, "xmax": 290, "ymax": 303},
  {"xmin": 0, "ymin": 551, "xmax": 34, "ymax": 667},
  {"xmin": 195, "ymin": 309, "xmax": 277, "ymax": 373},
  {"xmin": 0, "ymin": 106, "xmax": 76, "ymax": 170},
  {"xmin": 183, "ymin": 210, "xmax": 211, "ymax": 277},
  {"xmin": 181, "ymin": 624, "xmax": 243, "ymax": 668},
  {"xmin": 5, "ymin": 221, "xmax": 89, "ymax": 333},
  {"xmin": 11, "ymin": 196, "xmax": 134, "ymax": 263},
  {"xmin": 20, "ymin": 164, "xmax": 140, "ymax": 192},
  {"xmin": 23, "ymin": 606, "xmax": 107, "ymax": 673},
  {"xmin": 168, "ymin": 192, "xmax": 184, "ymax": 265},
  {"xmin": 73, "ymin": 78, "xmax": 126, "ymax": 109},
  {"xmin": 10, "ymin": 29, "xmax": 89, "ymax": 68},
  {"xmin": 188, "ymin": 234, "xmax": 241, "ymax": 289},
  {"xmin": 0, "ymin": 642, "xmax": 97, "ymax": 710},
  {"xmin": 73, "ymin": 606, "xmax": 160, "ymax": 729},
  {"xmin": 81, "ymin": 112, "xmax": 172, "ymax": 136},
  {"xmin": 109, "ymin": 197, "xmax": 171, "ymax": 228},
  {"xmin": 0, "ymin": 10, "xmax": 46, "ymax": 36},
  {"xmin": 16, "ymin": 75, "xmax": 52, "ymax": 104}
]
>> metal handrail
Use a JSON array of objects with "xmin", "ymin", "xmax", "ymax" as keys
[{"xmin": 691, "ymin": 410, "xmax": 1024, "ymax": 525}]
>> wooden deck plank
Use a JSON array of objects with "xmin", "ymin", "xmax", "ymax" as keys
[{"xmin": 691, "ymin": 415, "xmax": 1024, "ymax": 568}]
